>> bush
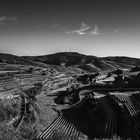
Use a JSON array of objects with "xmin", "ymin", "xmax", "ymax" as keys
[
  {"xmin": 0, "ymin": 98, "xmax": 20, "ymax": 122},
  {"xmin": 0, "ymin": 123, "xmax": 20, "ymax": 140},
  {"xmin": 18, "ymin": 124, "xmax": 38, "ymax": 140}
]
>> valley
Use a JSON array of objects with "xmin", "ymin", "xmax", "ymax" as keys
[{"xmin": 0, "ymin": 52, "xmax": 140, "ymax": 140}]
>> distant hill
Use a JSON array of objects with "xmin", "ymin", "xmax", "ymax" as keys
[
  {"xmin": 0, "ymin": 52, "xmax": 140, "ymax": 72},
  {"xmin": 0, "ymin": 53, "xmax": 46, "ymax": 67},
  {"xmin": 104, "ymin": 56, "xmax": 140, "ymax": 67}
]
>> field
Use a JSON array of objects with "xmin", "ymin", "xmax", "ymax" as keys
[{"xmin": 0, "ymin": 63, "xmax": 140, "ymax": 140}]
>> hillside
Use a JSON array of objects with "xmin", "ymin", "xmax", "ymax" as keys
[
  {"xmin": 1, "ymin": 52, "xmax": 140, "ymax": 72},
  {"xmin": 23, "ymin": 52, "xmax": 140, "ymax": 71},
  {"xmin": 1, "ymin": 52, "xmax": 140, "ymax": 140},
  {"xmin": 104, "ymin": 56, "xmax": 140, "ymax": 67},
  {"xmin": 0, "ymin": 53, "xmax": 47, "ymax": 67}
]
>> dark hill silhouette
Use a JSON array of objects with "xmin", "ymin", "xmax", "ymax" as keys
[
  {"xmin": 0, "ymin": 52, "xmax": 140, "ymax": 72},
  {"xmin": 0, "ymin": 53, "xmax": 46, "ymax": 67},
  {"xmin": 104, "ymin": 56, "xmax": 140, "ymax": 67}
]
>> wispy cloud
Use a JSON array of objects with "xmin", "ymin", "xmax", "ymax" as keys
[
  {"xmin": 0, "ymin": 16, "xmax": 17, "ymax": 26},
  {"xmin": 66, "ymin": 22, "xmax": 90, "ymax": 35},
  {"xmin": 66, "ymin": 22, "xmax": 102, "ymax": 35},
  {"xmin": 90, "ymin": 24, "xmax": 101, "ymax": 35},
  {"xmin": 0, "ymin": 16, "xmax": 7, "ymax": 26}
]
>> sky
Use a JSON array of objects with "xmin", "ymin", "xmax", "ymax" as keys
[{"xmin": 0, "ymin": 0, "xmax": 140, "ymax": 57}]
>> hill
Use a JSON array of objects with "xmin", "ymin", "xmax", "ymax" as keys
[
  {"xmin": 0, "ymin": 53, "xmax": 47, "ymax": 67},
  {"xmin": 1, "ymin": 52, "xmax": 140, "ymax": 72},
  {"xmin": 25, "ymin": 52, "xmax": 138, "ymax": 71}
]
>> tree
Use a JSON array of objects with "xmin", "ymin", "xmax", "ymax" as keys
[{"xmin": 113, "ymin": 69, "xmax": 123, "ymax": 75}]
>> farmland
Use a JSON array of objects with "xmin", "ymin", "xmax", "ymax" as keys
[{"xmin": 0, "ymin": 53, "xmax": 140, "ymax": 140}]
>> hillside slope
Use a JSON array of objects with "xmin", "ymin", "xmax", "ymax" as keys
[
  {"xmin": 0, "ymin": 53, "xmax": 47, "ymax": 67},
  {"xmin": 0, "ymin": 52, "xmax": 140, "ymax": 72}
]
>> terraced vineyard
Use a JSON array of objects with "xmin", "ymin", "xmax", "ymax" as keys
[
  {"xmin": 1, "ymin": 65, "xmax": 140, "ymax": 140},
  {"xmin": 35, "ymin": 91, "xmax": 140, "ymax": 140},
  {"xmin": 0, "ymin": 73, "xmax": 48, "ymax": 92}
]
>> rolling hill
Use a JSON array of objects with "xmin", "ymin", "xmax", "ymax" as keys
[{"xmin": 0, "ymin": 52, "xmax": 140, "ymax": 72}]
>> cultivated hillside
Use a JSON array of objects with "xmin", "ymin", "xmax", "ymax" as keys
[
  {"xmin": 0, "ymin": 52, "xmax": 140, "ymax": 72},
  {"xmin": 0, "ymin": 53, "xmax": 47, "ymax": 67}
]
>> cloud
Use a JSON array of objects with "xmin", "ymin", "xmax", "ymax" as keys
[
  {"xmin": 90, "ymin": 24, "xmax": 101, "ymax": 35},
  {"xmin": 0, "ymin": 16, "xmax": 7, "ymax": 26},
  {"xmin": 0, "ymin": 16, "xmax": 17, "ymax": 26},
  {"xmin": 66, "ymin": 23, "xmax": 102, "ymax": 35},
  {"xmin": 66, "ymin": 22, "xmax": 91, "ymax": 35}
]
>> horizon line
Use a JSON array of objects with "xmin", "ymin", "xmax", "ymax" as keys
[{"xmin": 0, "ymin": 51, "xmax": 140, "ymax": 59}]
